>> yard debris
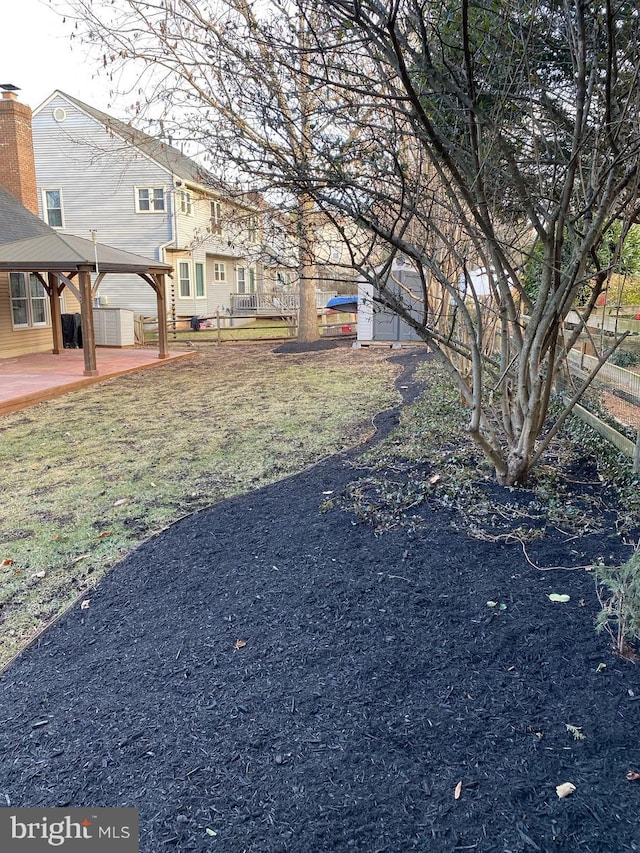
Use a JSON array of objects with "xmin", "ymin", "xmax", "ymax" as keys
[
  {"xmin": 429, "ymin": 474, "xmax": 441, "ymax": 485},
  {"xmin": 626, "ymin": 771, "xmax": 640, "ymax": 781},
  {"xmin": 97, "ymin": 531, "xmax": 114, "ymax": 539},
  {"xmin": 548, "ymin": 594, "xmax": 571, "ymax": 602},
  {"xmin": 33, "ymin": 571, "xmax": 46, "ymax": 580},
  {"xmin": 234, "ymin": 639, "xmax": 247, "ymax": 650},
  {"xmin": 565, "ymin": 724, "xmax": 586, "ymax": 741},
  {"xmin": 72, "ymin": 554, "xmax": 90, "ymax": 564},
  {"xmin": 80, "ymin": 599, "xmax": 91, "ymax": 610},
  {"xmin": 112, "ymin": 498, "xmax": 129, "ymax": 507},
  {"xmin": 556, "ymin": 782, "xmax": 576, "ymax": 798},
  {"xmin": 1, "ymin": 558, "xmax": 14, "ymax": 569},
  {"xmin": 454, "ymin": 781, "xmax": 462, "ymax": 800},
  {"xmin": 31, "ymin": 719, "xmax": 49, "ymax": 729}
]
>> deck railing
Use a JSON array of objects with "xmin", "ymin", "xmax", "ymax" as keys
[{"xmin": 230, "ymin": 290, "xmax": 336, "ymax": 316}]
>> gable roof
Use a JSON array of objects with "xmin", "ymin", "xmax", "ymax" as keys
[
  {"xmin": 0, "ymin": 185, "xmax": 171, "ymax": 273},
  {"xmin": 48, "ymin": 91, "xmax": 217, "ymax": 190}
]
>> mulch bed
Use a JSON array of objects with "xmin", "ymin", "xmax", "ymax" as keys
[{"xmin": 1, "ymin": 351, "xmax": 639, "ymax": 852}]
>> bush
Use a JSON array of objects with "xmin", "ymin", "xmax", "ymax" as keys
[{"xmin": 595, "ymin": 549, "xmax": 640, "ymax": 658}]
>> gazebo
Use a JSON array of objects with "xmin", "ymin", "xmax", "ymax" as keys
[{"xmin": 0, "ymin": 186, "xmax": 172, "ymax": 376}]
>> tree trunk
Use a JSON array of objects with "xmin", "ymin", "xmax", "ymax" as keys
[{"xmin": 297, "ymin": 195, "xmax": 319, "ymax": 342}]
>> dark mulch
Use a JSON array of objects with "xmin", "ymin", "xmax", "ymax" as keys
[
  {"xmin": 273, "ymin": 338, "xmax": 345, "ymax": 353},
  {"xmin": 1, "ymin": 352, "xmax": 640, "ymax": 853}
]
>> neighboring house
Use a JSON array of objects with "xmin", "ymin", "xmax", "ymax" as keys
[
  {"xmin": 0, "ymin": 86, "xmax": 80, "ymax": 358},
  {"xmin": 0, "ymin": 86, "xmax": 171, "ymax": 368},
  {"xmin": 32, "ymin": 91, "xmax": 265, "ymax": 319}
]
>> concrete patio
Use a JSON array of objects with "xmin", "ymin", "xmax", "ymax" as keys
[{"xmin": 0, "ymin": 347, "xmax": 193, "ymax": 416}]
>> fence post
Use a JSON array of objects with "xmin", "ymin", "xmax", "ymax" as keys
[
  {"xmin": 216, "ymin": 309, "xmax": 221, "ymax": 345},
  {"xmin": 634, "ymin": 429, "xmax": 640, "ymax": 475}
]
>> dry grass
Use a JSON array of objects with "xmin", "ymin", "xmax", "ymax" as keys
[{"xmin": 0, "ymin": 343, "xmax": 398, "ymax": 669}]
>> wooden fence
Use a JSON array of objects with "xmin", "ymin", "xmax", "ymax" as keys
[{"xmin": 565, "ymin": 348, "xmax": 640, "ymax": 473}]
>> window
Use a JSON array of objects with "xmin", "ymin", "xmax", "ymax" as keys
[
  {"xmin": 210, "ymin": 200, "xmax": 222, "ymax": 234},
  {"xmin": 136, "ymin": 187, "xmax": 165, "ymax": 212},
  {"xmin": 246, "ymin": 215, "xmax": 259, "ymax": 243},
  {"xmin": 214, "ymin": 262, "xmax": 226, "ymax": 282},
  {"xmin": 330, "ymin": 245, "xmax": 341, "ymax": 263},
  {"xmin": 236, "ymin": 267, "xmax": 246, "ymax": 294},
  {"xmin": 9, "ymin": 273, "xmax": 49, "ymax": 328},
  {"xmin": 180, "ymin": 190, "xmax": 193, "ymax": 215},
  {"xmin": 195, "ymin": 263, "xmax": 205, "ymax": 298},
  {"xmin": 43, "ymin": 189, "xmax": 63, "ymax": 228},
  {"xmin": 248, "ymin": 267, "xmax": 256, "ymax": 293},
  {"xmin": 178, "ymin": 261, "xmax": 191, "ymax": 298}
]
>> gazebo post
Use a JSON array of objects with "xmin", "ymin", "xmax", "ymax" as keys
[
  {"xmin": 78, "ymin": 266, "xmax": 98, "ymax": 376},
  {"xmin": 48, "ymin": 272, "xmax": 63, "ymax": 354},
  {"xmin": 155, "ymin": 273, "xmax": 170, "ymax": 359}
]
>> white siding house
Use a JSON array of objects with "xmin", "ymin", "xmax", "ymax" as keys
[{"xmin": 32, "ymin": 91, "xmax": 261, "ymax": 318}]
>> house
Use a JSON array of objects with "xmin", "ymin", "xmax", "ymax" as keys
[
  {"xmin": 32, "ymin": 91, "xmax": 265, "ymax": 320},
  {"xmin": 0, "ymin": 86, "xmax": 172, "ymax": 373}
]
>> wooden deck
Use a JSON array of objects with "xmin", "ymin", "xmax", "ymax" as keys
[{"xmin": 0, "ymin": 347, "xmax": 193, "ymax": 416}]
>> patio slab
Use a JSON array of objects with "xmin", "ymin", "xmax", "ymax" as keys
[{"xmin": 0, "ymin": 347, "xmax": 193, "ymax": 416}]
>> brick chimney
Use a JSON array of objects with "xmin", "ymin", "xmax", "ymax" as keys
[{"xmin": 0, "ymin": 84, "xmax": 38, "ymax": 214}]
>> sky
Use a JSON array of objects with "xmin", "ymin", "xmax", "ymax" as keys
[{"xmin": 0, "ymin": 0, "xmax": 117, "ymax": 112}]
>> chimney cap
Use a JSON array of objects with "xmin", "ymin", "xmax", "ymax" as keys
[{"xmin": 0, "ymin": 84, "xmax": 20, "ymax": 92}]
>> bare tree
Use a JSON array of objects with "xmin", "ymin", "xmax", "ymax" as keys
[
  {"xmin": 287, "ymin": 0, "xmax": 640, "ymax": 484},
  {"xmin": 64, "ymin": 0, "xmax": 329, "ymax": 341},
  {"xmin": 63, "ymin": 0, "xmax": 640, "ymax": 483}
]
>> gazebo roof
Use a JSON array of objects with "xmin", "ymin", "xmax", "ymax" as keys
[{"xmin": 0, "ymin": 186, "xmax": 171, "ymax": 274}]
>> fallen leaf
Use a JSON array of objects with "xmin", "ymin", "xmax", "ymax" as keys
[
  {"xmin": 13, "ymin": 569, "xmax": 23, "ymax": 576},
  {"xmin": 97, "ymin": 531, "xmax": 114, "ymax": 539},
  {"xmin": 548, "ymin": 593, "xmax": 571, "ymax": 603},
  {"xmin": 429, "ymin": 474, "xmax": 441, "ymax": 485},
  {"xmin": 112, "ymin": 498, "xmax": 128, "ymax": 507},
  {"xmin": 454, "ymin": 781, "xmax": 462, "ymax": 800},
  {"xmin": 487, "ymin": 601, "xmax": 498, "ymax": 608},
  {"xmin": 626, "ymin": 771, "xmax": 640, "ymax": 781},
  {"xmin": 1, "ymin": 558, "xmax": 14, "ymax": 569},
  {"xmin": 80, "ymin": 599, "xmax": 91, "ymax": 610},
  {"xmin": 595, "ymin": 662, "xmax": 606, "ymax": 673},
  {"xmin": 205, "ymin": 827, "xmax": 217, "ymax": 837},
  {"xmin": 556, "ymin": 782, "xmax": 576, "ymax": 798},
  {"xmin": 33, "ymin": 571, "xmax": 46, "ymax": 579},
  {"xmin": 234, "ymin": 639, "xmax": 247, "ymax": 650}
]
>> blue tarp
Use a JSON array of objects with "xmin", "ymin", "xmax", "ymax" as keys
[{"xmin": 326, "ymin": 295, "xmax": 358, "ymax": 312}]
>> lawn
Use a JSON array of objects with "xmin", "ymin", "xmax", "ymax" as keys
[{"xmin": 0, "ymin": 342, "xmax": 398, "ymax": 669}]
